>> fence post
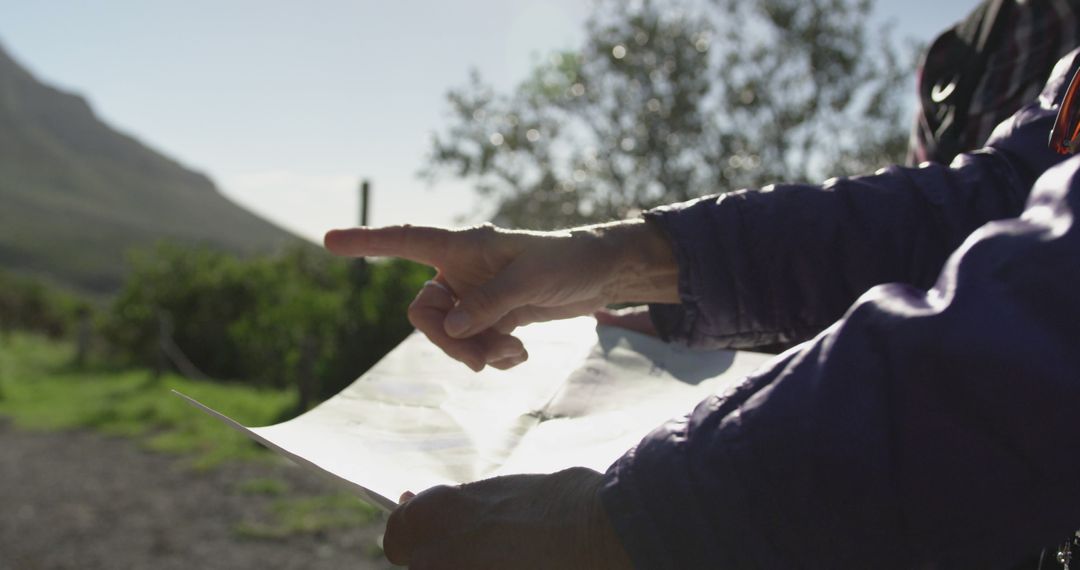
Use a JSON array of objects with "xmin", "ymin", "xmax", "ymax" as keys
[
  {"xmin": 350, "ymin": 179, "xmax": 372, "ymax": 287},
  {"xmin": 360, "ymin": 179, "xmax": 370, "ymax": 227}
]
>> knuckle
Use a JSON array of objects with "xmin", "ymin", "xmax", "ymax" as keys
[
  {"xmin": 560, "ymin": 465, "xmax": 597, "ymax": 478},
  {"xmin": 418, "ymin": 484, "xmax": 460, "ymax": 510},
  {"xmin": 494, "ymin": 313, "xmax": 519, "ymax": 334},
  {"xmin": 553, "ymin": 466, "xmax": 602, "ymax": 489},
  {"xmin": 515, "ymin": 305, "xmax": 540, "ymax": 326},
  {"xmin": 465, "ymin": 222, "xmax": 501, "ymax": 247}
]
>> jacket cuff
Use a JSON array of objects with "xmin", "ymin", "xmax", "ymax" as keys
[{"xmin": 642, "ymin": 197, "xmax": 732, "ymax": 349}]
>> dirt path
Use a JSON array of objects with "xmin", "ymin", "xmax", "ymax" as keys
[{"xmin": 0, "ymin": 420, "xmax": 394, "ymax": 570}]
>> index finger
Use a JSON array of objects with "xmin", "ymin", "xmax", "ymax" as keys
[{"xmin": 324, "ymin": 225, "xmax": 451, "ymax": 265}]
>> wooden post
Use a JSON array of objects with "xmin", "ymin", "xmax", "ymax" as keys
[
  {"xmin": 360, "ymin": 179, "xmax": 370, "ymax": 227},
  {"xmin": 351, "ymin": 179, "xmax": 371, "ymax": 286}
]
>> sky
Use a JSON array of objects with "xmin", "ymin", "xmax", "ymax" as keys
[{"xmin": 0, "ymin": 0, "xmax": 977, "ymax": 243}]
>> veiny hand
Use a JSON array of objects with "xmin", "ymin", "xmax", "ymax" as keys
[
  {"xmin": 382, "ymin": 467, "xmax": 633, "ymax": 569},
  {"xmin": 324, "ymin": 221, "xmax": 677, "ymax": 371}
]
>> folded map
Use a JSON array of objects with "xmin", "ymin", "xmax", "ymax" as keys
[{"xmin": 177, "ymin": 317, "xmax": 773, "ymax": 512}]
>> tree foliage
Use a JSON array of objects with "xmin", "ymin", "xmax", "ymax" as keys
[
  {"xmin": 102, "ymin": 243, "xmax": 431, "ymax": 397},
  {"xmin": 0, "ymin": 270, "xmax": 84, "ymax": 339},
  {"xmin": 424, "ymin": 0, "xmax": 913, "ymax": 229}
]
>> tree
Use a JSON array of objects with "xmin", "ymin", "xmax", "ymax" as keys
[{"xmin": 424, "ymin": 0, "xmax": 914, "ymax": 229}]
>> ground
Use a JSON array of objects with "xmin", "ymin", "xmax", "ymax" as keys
[{"xmin": 0, "ymin": 419, "xmax": 394, "ymax": 570}]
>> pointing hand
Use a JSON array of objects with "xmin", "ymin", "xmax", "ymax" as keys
[{"xmin": 324, "ymin": 221, "xmax": 677, "ymax": 371}]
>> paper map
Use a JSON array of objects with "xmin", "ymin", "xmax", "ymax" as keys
[{"xmin": 177, "ymin": 317, "xmax": 773, "ymax": 512}]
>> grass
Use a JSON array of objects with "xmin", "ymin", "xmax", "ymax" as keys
[
  {"xmin": 235, "ymin": 477, "xmax": 291, "ymax": 496},
  {"xmin": 233, "ymin": 492, "xmax": 381, "ymax": 540},
  {"xmin": 0, "ymin": 331, "xmax": 385, "ymax": 541},
  {"xmin": 231, "ymin": 478, "xmax": 383, "ymax": 540},
  {"xmin": 0, "ymin": 332, "xmax": 295, "ymax": 468}
]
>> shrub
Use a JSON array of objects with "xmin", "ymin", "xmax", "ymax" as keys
[
  {"xmin": 0, "ymin": 270, "xmax": 86, "ymax": 338},
  {"xmin": 102, "ymin": 242, "xmax": 431, "ymax": 397}
]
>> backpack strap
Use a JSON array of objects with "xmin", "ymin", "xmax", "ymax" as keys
[{"xmin": 917, "ymin": 0, "xmax": 1014, "ymax": 163}]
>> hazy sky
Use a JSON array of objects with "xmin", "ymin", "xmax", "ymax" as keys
[{"xmin": 0, "ymin": 1, "xmax": 976, "ymax": 242}]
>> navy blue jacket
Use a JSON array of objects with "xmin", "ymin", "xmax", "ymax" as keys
[{"xmin": 600, "ymin": 49, "xmax": 1080, "ymax": 569}]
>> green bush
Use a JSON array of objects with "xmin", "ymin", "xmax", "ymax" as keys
[
  {"xmin": 0, "ymin": 270, "xmax": 86, "ymax": 338},
  {"xmin": 102, "ymin": 242, "xmax": 431, "ymax": 397}
]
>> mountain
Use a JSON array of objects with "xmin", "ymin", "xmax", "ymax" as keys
[{"xmin": 0, "ymin": 42, "xmax": 301, "ymax": 294}]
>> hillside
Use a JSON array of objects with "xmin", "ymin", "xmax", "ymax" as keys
[{"xmin": 0, "ymin": 43, "xmax": 300, "ymax": 294}]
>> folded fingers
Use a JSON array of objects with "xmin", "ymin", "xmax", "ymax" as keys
[{"xmin": 409, "ymin": 280, "xmax": 527, "ymax": 371}]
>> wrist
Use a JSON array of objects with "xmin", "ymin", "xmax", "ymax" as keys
[{"xmin": 580, "ymin": 219, "xmax": 679, "ymax": 304}]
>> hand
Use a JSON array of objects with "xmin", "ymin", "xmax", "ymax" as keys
[
  {"xmin": 324, "ymin": 221, "xmax": 677, "ymax": 371},
  {"xmin": 382, "ymin": 467, "xmax": 633, "ymax": 569}
]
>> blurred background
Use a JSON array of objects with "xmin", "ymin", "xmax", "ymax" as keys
[{"xmin": 0, "ymin": 0, "xmax": 972, "ymax": 568}]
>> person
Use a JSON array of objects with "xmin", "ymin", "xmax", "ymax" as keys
[{"xmin": 323, "ymin": 43, "xmax": 1080, "ymax": 570}]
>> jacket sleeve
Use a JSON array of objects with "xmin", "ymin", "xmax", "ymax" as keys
[
  {"xmin": 646, "ymin": 49, "xmax": 1080, "ymax": 350},
  {"xmin": 600, "ymin": 125, "xmax": 1080, "ymax": 569}
]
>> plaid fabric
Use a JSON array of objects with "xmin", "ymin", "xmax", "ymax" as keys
[{"xmin": 908, "ymin": 0, "xmax": 1080, "ymax": 165}]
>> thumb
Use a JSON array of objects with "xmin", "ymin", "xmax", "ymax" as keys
[
  {"xmin": 445, "ymin": 265, "xmax": 533, "ymax": 338},
  {"xmin": 593, "ymin": 306, "xmax": 658, "ymax": 337}
]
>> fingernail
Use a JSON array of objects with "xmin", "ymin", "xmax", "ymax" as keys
[
  {"xmin": 490, "ymin": 352, "xmax": 528, "ymax": 369},
  {"xmin": 494, "ymin": 346, "xmax": 526, "ymax": 360},
  {"xmin": 444, "ymin": 310, "xmax": 471, "ymax": 337}
]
